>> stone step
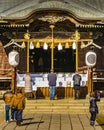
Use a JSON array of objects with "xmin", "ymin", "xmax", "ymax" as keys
[
  {"xmin": 0, "ymin": 98, "xmax": 104, "ymax": 114},
  {"xmin": 24, "ymin": 107, "xmax": 89, "ymax": 114},
  {"xmin": 23, "ymin": 98, "xmax": 104, "ymax": 113}
]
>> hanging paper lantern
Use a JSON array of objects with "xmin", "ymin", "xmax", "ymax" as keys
[
  {"xmin": 58, "ymin": 43, "xmax": 63, "ymax": 50},
  {"xmin": 30, "ymin": 41, "xmax": 34, "ymax": 50},
  {"xmin": 8, "ymin": 50, "xmax": 19, "ymax": 67},
  {"xmin": 43, "ymin": 42, "xmax": 48, "ymax": 50},
  {"xmin": 72, "ymin": 42, "xmax": 76, "ymax": 50},
  {"xmin": 85, "ymin": 51, "xmax": 97, "ymax": 67}
]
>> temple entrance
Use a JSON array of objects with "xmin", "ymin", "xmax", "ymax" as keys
[{"xmin": 29, "ymin": 47, "xmax": 75, "ymax": 72}]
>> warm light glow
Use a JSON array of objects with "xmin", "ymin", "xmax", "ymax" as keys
[
  {"xmin": 50, "ymin": 44, "xmax": 55, "ymax": 48},
  {"xmin": 36, "ymin": 42, "xmax": 40, "ymax": 48},
  {"xmin": 80, "ymin": 41, "xmax": 85, "ymax": 48},
  {"xmin": 21, "ymin": 41, "xmax": 26, "ymax": 48},
  {"xmin": 65, "ymin": 42, "xmax": 69, "ymax": 48},
  {"xmin": 72, "ymin": 42, "xmax": 76, "ymax": 50},
  {"xmin": 43, "ymin": 42, "xmax": 48, "ymax": 50},
  {"xmin": 30, "ymin": 41, "xmax": 34, "ymax": 49},
  {"xmin": 58, "ymin": 43, "xmax": 63, "ymax": 50}
]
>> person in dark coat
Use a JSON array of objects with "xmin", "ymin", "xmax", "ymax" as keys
[
  {"xmin": 11, "ymin": 88, "xmax": 25, "ymax": 126},
  {"xmin": 73, "ymin": 71, "xmax": 82, "ymax": 99},
  {"xmin": 47, "ymin": 70, "xmax": 57, "ymax": 100},
  {"xmin": 89, "ymin": 92, "xmax": 100, "ymax": 126}
]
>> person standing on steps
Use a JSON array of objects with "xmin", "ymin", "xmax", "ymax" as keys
[
  {"xmin": 11, "ymin": 88, "xmax": 25, "ymax": 126},
  {"xmin": 3, "ymin": 89, "xmax": 14, "ymax": 122},
  {"xmin": 47, "ymin": 69, "xmax": 57, "ymax": 100},
  {"xmin": 24, "ymin": 72, "xmax": 33, "ymax": 99},
  {"xmin": 89, "ymin": 92, "xmax": 100, "ymax": 126},
  {"xmin": 73, "ymin": 71, "xmax": 82, "ymax": 99}
]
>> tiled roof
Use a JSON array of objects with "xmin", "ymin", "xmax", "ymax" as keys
[{"xmin": 0, "ymin": 0, "xmax": 104, "ymax": 19}]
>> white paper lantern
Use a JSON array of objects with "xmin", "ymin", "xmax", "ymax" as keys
[
  {"xmin": 8, "ymin": 50, "xmax": 19, "ymax": 67},
  {"xmin": 85, "ymin": 51, "xmax": 96, "ymax": 67},
  {"xmin": 30, "ymin": 41, "xmax": 34, "ymax": 50}
]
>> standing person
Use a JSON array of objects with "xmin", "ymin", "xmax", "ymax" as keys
[
  {"xmin": 24, "ymin": 72, "xmax": 33, "ymax": 99},
  {"xmin": 3, "ymin": 90, "xmax": 14, "ymax": 122},
  {"xmin": 89, "ymin": 92, "xmax": 100, "ymax": 126},
  {"xmin": 73, "ymin": 71, "xmax": 82, "ymax": 99},
  {"xmin": 47, "ymin": 69, "xmax": 57, "ymax": 100},
  {"xmin": 11, "ymin": 88, "xmax": 25, "ymax": 126}
]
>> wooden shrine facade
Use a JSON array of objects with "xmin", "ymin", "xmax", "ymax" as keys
[{"xmin": 0, "ymin": 0, "xmax": 104, "ymax": 97}]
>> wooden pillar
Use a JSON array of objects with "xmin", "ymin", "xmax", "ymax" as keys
[
  {"xmin": 27, "ymin": 39, "xmax": 30, "ymax": 72},
  {"xmin": 88, "ymin": 68, "xmax": 93, "ymax": 94},
  {"xmin": 75, "ymin": 30, "xmax": 80, "ymax": 71},
  {"xmin": 50, "ymin": 25, "xmax": 55, "ymax": 71},
  {"xmin": 24, "ymin": 32, "xmax": 30, "ymax": 72},
  {"xmin": 76, "ymin": 41, "xmax": 78, "ymax": 71},
  {"xmin": 11, "ymin": 67, "xmax": 16, "ymax": 93},
  {"xmin": 90, "ymin": 68, "xmax": 93, "ymax": 92},
  {"xmin": 11, "ymin": 68, "xmax": 14, "ymax": 91}
]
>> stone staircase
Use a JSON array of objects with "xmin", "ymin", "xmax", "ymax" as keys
[
  {"xmin": 24, "ymin": 98, "xmax": 89, "ymax": 114},
  {"xmin": 0, "ymin": 98, "xmax": 104, "ymax": 114},
  {"xmin": 24, "ymin": 98, "xmax": 104, "ymax": 114}
]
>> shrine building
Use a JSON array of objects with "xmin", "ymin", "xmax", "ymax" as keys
[{"xmin": 0, "ymin": 0, "xmax": 104, "ymax": 98}]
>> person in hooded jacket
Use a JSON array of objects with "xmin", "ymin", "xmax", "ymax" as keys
[
  {"xmin": 11, "ymin": 88, "xmax": 25, "ymax": 126},
  {"xmin": 89, "ymin": 92, "xmax": 100, "ymax": 126}
]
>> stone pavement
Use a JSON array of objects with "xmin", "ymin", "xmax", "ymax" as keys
[{"xmin": 0, "ymin": 112, "xmax": 102, "ymax": 130}]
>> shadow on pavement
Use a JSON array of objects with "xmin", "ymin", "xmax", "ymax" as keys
[
  {"xmin": 23, "ymin": 118, "xmax": 34, "ymax": 121},
  {"xmin": 21, "ymin": 121, "xmax": 44, "ymax": 126},
  {"xmin": 95, "ymin": 123, "xmax": 104, "ymax": 126}
]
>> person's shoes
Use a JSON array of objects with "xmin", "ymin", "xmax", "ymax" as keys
[
  {"xmin": 6, "ymin": 120, "xmax": 9, "ymax": 123},
  {"xmin": 90, "ymin": 121, "xmax": 94, "ymax": 126},
  {"xmin": 90, "ymin": 123, "xmax": 94, "ymax": 126},
  {"xmin": 50, "ymin": 98, "xmax": 55, "ymax": 100},
  {"xmin": 10, "ymin": 119, "xmax": 14, "ymax": 121},
  {"xmin": 50, "ymin": 97, "xmax": 53, "ymax": 100},
  {"xmin": 16, "ymin": 121, "xmax": 21, "ymax": 126}
]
